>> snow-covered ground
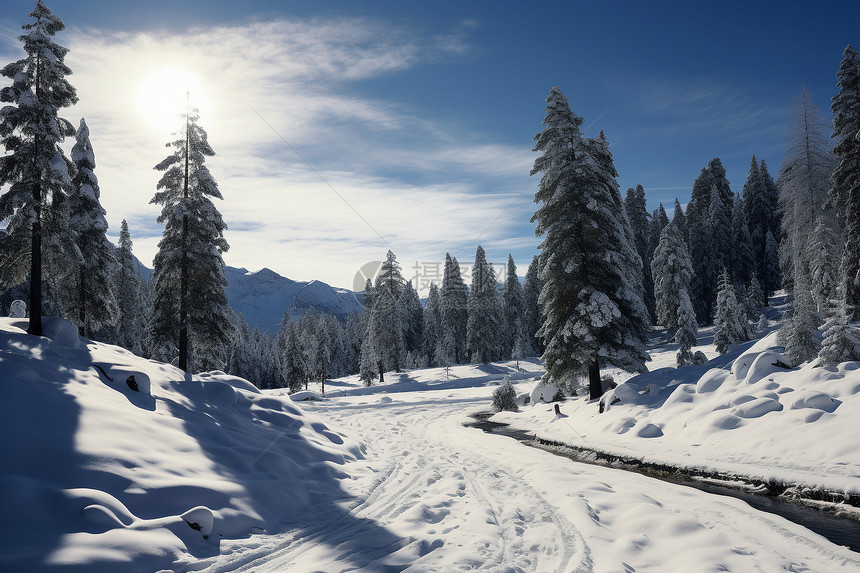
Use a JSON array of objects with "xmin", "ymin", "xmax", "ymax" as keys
[{"xmin": 2, "ymin": 316, "xmax": 859, "ymax": 571}]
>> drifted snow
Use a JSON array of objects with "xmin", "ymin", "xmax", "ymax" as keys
[{"xmin": 2, "ymin": 317, "xmax": 859, "ymax": 572}]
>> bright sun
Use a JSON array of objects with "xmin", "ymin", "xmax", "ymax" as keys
[{"xmin": 136, "ymin": 65, "xmax": 213, "ymax": 136}]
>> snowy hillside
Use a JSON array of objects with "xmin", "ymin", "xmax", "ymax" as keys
[
  {"xmin": 0, "ymin": 318, "xmax": 362, "ymax": 572},
  {"xmin": 223, "ymin": 267, "xmax": 363, "ymax": 333}
]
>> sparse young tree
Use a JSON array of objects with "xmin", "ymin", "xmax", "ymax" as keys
[
  {"xmin": 66, "ymin": 118, "xmax": 117, "ymax": 337},
  {"xmin": 531, "ymin": 87, "xmax": 650, "ymax": 400},
  {"xmin": 0, "ymin": 1, "xmax": 78, "ymax": 336},
  {"xmin": 778, "ymin": 90, "xmax": 835, "ymax": 293},
  {"xmin": 149, "ymin": 110, "xmax": 231, "ymax": 372}
]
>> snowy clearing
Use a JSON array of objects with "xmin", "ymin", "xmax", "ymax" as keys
[{"xmin": 1, "ymin": 317, "xmax": 859, "ymax": 571}]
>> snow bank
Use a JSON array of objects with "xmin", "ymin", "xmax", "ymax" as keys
[
  {"xmin": 0, "ymin": 318, "xmax": 362, "ymax": 572},
  {"xmin": 496, "ymin": 331, "xmax": 860, "ymax": 494}
]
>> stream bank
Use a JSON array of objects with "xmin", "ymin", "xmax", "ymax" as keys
[{"xmin": 465, "ymin": 411, "xmax": 860, "ymax": 553}]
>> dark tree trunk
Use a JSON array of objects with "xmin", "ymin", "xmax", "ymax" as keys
[
  {"xmin": 377, "ymin": 360, "xmax": 385, "ymax": 384},
  {"xmin": 78, "ymin": 267, "xmax": 87, "ymax": 337},
  {"xmin": 588, "ymin": 359, "xmax": 602, "ymax": 400},
  {"xmin": 28, "ymin": 203, "xmax": 42, "ymax": 336},
  {"xmin": 178, "ymin": 117, "xmax": 190, "ymax": 373}
]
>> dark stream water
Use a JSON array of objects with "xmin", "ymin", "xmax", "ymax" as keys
[{"xmin": 465, "ymin": 413, "xmax": 860, "ymax": 553}]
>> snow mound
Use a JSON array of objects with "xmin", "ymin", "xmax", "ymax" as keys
[
  {"xmin": 495, "ymin": 333, "xmax": 860, "ymax": 492},
  {"xmin": 530, "ymin": 383, "xmax": 558, "ymax": 403},
  {"xmin": 0, "ymin": 317, "xmax": 362, "ymax": 572}
]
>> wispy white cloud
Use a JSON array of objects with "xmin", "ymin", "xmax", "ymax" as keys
[{"xmin": 51, "ymin": 17, "xmax": 536, "ymax": 288}]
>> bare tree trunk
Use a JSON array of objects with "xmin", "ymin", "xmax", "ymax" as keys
[
  {"xmin": 28, "ymin": 200, "xmax": 42, "ymax": 336},
  {"xmin": 588, "ymin": 359, "xmax": 602, "ymax": 400}
]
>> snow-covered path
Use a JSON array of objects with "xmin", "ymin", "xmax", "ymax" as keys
[{"xmin": 197, "ymin": 385, "xmax": 859, "ymax": 572}]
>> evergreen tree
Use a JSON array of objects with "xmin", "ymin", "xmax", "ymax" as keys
[
  {"xmin": 520, "ymin": 255, "xmax": 543, "ymax": 357},
  {"xmin": 713, "ymin": 272, "xmax": 747, "ymax": 354},
  {"xmin": 831, "ymin": 46, "xmax": 860, "ymax": 317},
  {"xmin": 745, "ymin": 275, "xmax": 765, "ymax": 322},
  {"xmin": 112, "ymin": 219, "xmax": 148, "ymax": 354},
  {"xmin": 422, "ymin": 282, "xmax": 443, "ymax": 366},
  {"xmin": 818, "ymin": 293, "xmax": 860, "ymax": 365},
  {"xmin": 742, "ymin": 155, "xmax": 770, "ymax": 290},
  {"xmin": 730, "ymin": 193, "xmax": 755, "ymax": 287},
  {"xmin": 365, "ymin": 250, "xmax": 404, "ymax": 382},
  {"xmin": 399, "ymin": 280, "xmax": 423, "ymax": 356},
  {"xmin": 502, "ymin": 254, "xmax": 524, "ymax": 359},
  {"xmin": 625, "ymin": 185, "xmax": 654, "ymax": 322},
  {"xmin": 0, "ymin": 1, "xmax": 78, "ymax": 336},
  {"xmin": 531, "ymin": 87, "xmax": 650, "ymax": 400},
  {"xmin": 440, "ymin": 253, "xmax": 468, "ymax": 364},
  {"xmin": 686, "ymin": 158, "xmax": 734, "ymax": 323},
  {"xmin": 466, "ymin": 245, "xmax": 503, "ymax": 363},
  {"xmin": 648, "ymin": 203, "xmax": 669, "ymax": 261},
  {"xmin": 66, "ymin": 118, "xmax": 117, "ymax": 337},
  {"xmin": 650, "ymin": 221, "xmax": 693, "ymax": 338},
  {"xmin": 808, "ymin": 216, "xmax": 840, "ymax": 313},
  {"xmin": 672, "ymin": 198, "xmax": 687, "ymax": 243},
  {"xmin": 226, "ymin": 312, "xmax": 255, "ymax": 382},
  {"xmin": 358, "ymin": 279, "xmax": 377, "ymax": 385},
  {"xmin": 779, "ymin": 265, "xmax": 820, "ymax": 365},
  {"xmin": 675, "ymin": 289, "xmax": 698, "ymax": 367},
  {"xmin": 149, "ymin": 109, "xmax": 231, "ymax": 373}
]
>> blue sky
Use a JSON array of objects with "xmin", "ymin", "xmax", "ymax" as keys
[{"xmin": 0, "ymin": 1, "xmax": 857, "ymax": 292}]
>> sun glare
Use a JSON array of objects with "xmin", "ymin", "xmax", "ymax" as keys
[{"xmin": 136, "ymin": 65, "xmax": 213, "ymax": 137}]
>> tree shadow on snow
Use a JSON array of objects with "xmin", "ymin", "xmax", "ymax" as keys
[
  {"xmin": 0, "ymin": 327, "xmax": 90, "ymax": 571},
  {"xmin": 162, "ymin": 380, "xmax": 409, "ymax": 571}
]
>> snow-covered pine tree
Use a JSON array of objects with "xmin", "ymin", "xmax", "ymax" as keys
[
  {"xmin": 440, "ymin": 253, "xmax": 468, "ymax": 364},
  {"xmin": 520, "ymin": 255, "xmax": 542, "ymax": 357},
  {"xmin": 730, "ymin": 193, "xmax": 755, "ymax": 288},
  {"xmin": 672, "ymin": 198, "xmax": 688, "ymax": 243},
  {"xmin": 149, "ymin": 109, "xmax": 231, "ymax": 373},
  {"xmin": 366, "ymin": 250, "xmax": 405, "ymax": 382},
  {"xmin": 502, "ymin": 254, "xmax": 524, "ymax": 359},
  {"xmin": 358, "ymin": 278, "xmax": 377, "ymax": 385},
  {"xmin": 422, "ymin": 282, "xmax": 443, "ymax": 366},
  {"xmin": 745, "ymin": 275, "xmax": 765, "ymax": 322},
  {"xmin": 0, "ymin": 1, "xmax": 77, "ymax": 336},
  {"xmin": 818, "ymin": 291, "xmax": 860, "ymax": 365},
  {"xmin": 281, "ymin": 320, "xmax": 305, "ymax": 392},
  {"xmin": 342, "ymin": 310, "xmax": 363, "ymax": 375},
  {"xmin": 650, "ymin": 221, "xmax": 693, "ymax": 338},
  {"xmin": 808, "ymin": 216, "xmax": 840, "ymax": 313},
  {"xmin": 65, "ymin": 118, "xmax": 117, "ymax": 337},
  {"xmin": 625, "ymin": 185, "xmax": 655, "ymax": 323},
  {"xmin": 226, "ymin": 312, "xmax": 255, "ymax": 382},
  {"xmin": 713, "ymin": 271, "xmax": 747, "ymax": 354},
  {"xmin": 399, "ymin": 280, "xmax": 423, "ymax": 357},
  {"xmin": 648, "ymin": 203, "xmax": 669, "ymax": 261},
  {"xmin": 530, "ymin": 87, "xmax": 650, "ymax": 399},
  {"xmin": 466, "ymin": 246, "xmax": 503, "ymax": 363},
  {"xmin": 686, "ymin": 158, "xmax": 734, "ymax": 324},
  {"xmin": 675, "ymin": 289, "xmax": 698, "ymax": 367},
  {"xmin": 742, "ymin": 156, "xmax": 770, "ymax": 290},
  {"xmin": 779, "ymin": 265, "xmax": 820, "ymax": 365},
  {"xmin": 832, "ymin": 46, "xmax": 860, "ymax": 317},
  {"xmin": 112, "ymin": 219, "xmax": 148, "ymax": 354}
]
